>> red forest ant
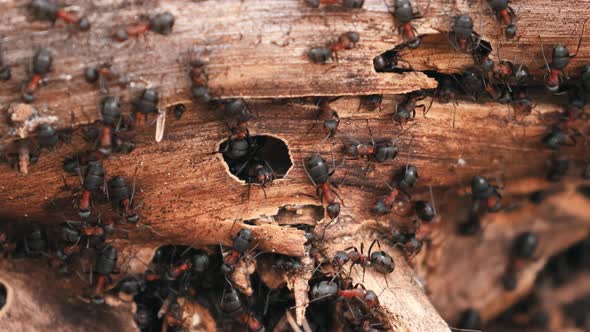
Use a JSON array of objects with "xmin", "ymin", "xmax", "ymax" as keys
[
  {"xmin": 97, "ymin": 96, "xmax": 121, "ymax": 155},
  {"xmin": 471, "ymin": 175, "xmax": 502, "ymax": 213},
  {"xmin": 306, "ymin": 97, "xmax": 341, "ymax": 140},
  {"xmin": 132, "ymin": 88, "xmax": 159, "ymax": 126},
  {"xmin": 387, "ymin": 0, "xmax": 426, "ymax": 49},
  {"xmin": 114, "ymin": 12, "xmax": 175, "ymax": 41},
  {"xmin": 303, "ymin": 153, "xmax": 343, "ymax": 221},
  {"xmin": 540, "ymin": 19, "xmax": 587, "ymax": 92},
  {"xmin": 308, "ymin": 31, "xmax": 360, "ymax": 63},
  {"xmin": 373, "ymin": 164, "xmax": 418, "ymax": 215},
  {"xmin": 306, "ymin": 0, "xmax": 364, "ymax": 8},
  {"xmin": 29, "ymin": 0, "xmax": 90, "ymax": 31},
  {"xmin": 542, "ymin": 125, "xmax": 578, "ymax": 150},
  {"xmin": 189, "ymin": 53, "xmax": 211, "ymax": 103},
  {"xmin": 221, "ymin": 228, "xmax": 254, "ymax": 275},
  {"xmin": 92, "ymin": 245, "xmax": 118, "ymax": 304},
  {"xmin": 22, "ymin": 48, "xmax": 52, "ymax": 103},
  {"xmin": 343, "ymin": 120, "xmax": 400, "ymax": 164},
  {"xmin": 486, "ymin": 0, "xmax": 517, "ymax": 39},
  {"xmin": 358, "ymin": 95, "xmax": 383, "ymax": 112},
  {"xmin": 108, "ymin": 176, "xmax": 139, "ymax": 223},
  {"xmin": 84, "ymin": 62, "xmax": 130, "ymax": 92},
  {"xmin": 511, "ymin": 88, "xmax": 535, "ymax": 118},
  {"xmin": 448, "ymin": 14, "xmax": 482, "ymax": 53},
  {"xmin": 393, "ymin": 91, "xmax": 429, "ymax": 127},
  {"xmin": 310, "ymin": 280, "xmax": 380, "ymax": 310},
  {"xmin": 78, "ymin": 162, "xmax": 106, "ymax": 218},
  {"xmin": 332, "ymin": 240, "xmax": 395, "ymax": 280}
]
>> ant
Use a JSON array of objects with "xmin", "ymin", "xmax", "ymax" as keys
[
  {"xmin": 0, "ymin": 42, "xmax": 11, "ymax": 81},
  {"xmin": 307, "ymin": 0, "xmax": 364, "ymax": 8},
  {"xmin": 486, "ymin": 0, "xmax": 517, "ymax": 39},
  {"xmin": 84, "ymin": 63, "xmax": 130, "ymax": 92},
  {"xmin": 373, "ymin": 47, "xmax": 412, "ymax": 72},
  {"xmin": 332, "ymin": 240, "xmax": 395, "ymax": 280},
  {"xmin": 502, "ymin": 232, "xmax": 538, "ymax": 290},
  {"xmin": 97, "ymin": 96, "xmax": 121, "ymax": 155},
  {"xmin": 92, "ymin": 245, "xmax": 118, "ymax": 304},
  {"xmin": 22, "ymin": 48, "xmax": 52, "ymax": 103},
  {"xmin": 540, "ymin": 19, "xmax": 587, "ymax": 92},
  {"xmin": 308, "ymin": 31, "xmax": 360, "ymax": 63},
  {"xmin": 29, "ymin": 0, "xmax": 90, "ymax": 31},
  {"xmin": 373, "ymin": 164, "xmax": 417, "ymax": 214},
  {"xmin": 303, "ymin": 153, "xmax": 343, "ymax": 221},
  {"xmin": 448, "ymin": 14, "xmax": 481, "ymax": 53},
  {"xmin": 190, "ymin": 54, "xmax": 211, "ymax": 103},
  {"xmin": 343, "ymin": 121, "xmax": 399, "ymax": 163},
  {"xmin": 388, "ymin": 0, "xmax": 424, "ymax": 49},
  {"xmin": 114, "ymin": 12, "xmax": 175, "ymax": 41},
  {"xmin": 483, "ymin": 80, "xmax": 511, "ymax": 104},
  {"xmin": 220, "ymin": 99, "xmax": 253, "ymax": 140},
  {"xmin": 471, "ymin": 175, "xmax": 502, "ymax": 213},
  {"xmin": 307, "ymin": 98, "xmax": 340, "ymax": 140},
  {"xmin": 358, "ymin": 94, "xmax": 383, "ymax": 112},
  {"xmin": 310, "ymin": 280, "xmax": 380, "ymax": 310},
  {"xmin": 393, "ymin": 91, "xmax": 429, "ymax": 127},
  {"xmin": 132, "ymin": 88, "xmax": 159, "ymax": 126},
  {"xmin": 107, "ymin": 176, "xmax": 139, "ymax": 223},
  {"xmin": 78, "ymin": 161, "xmax": 105, "ymax": 218},
  {"xmin": 221, "ymin": 228, "xmax": 254, "ymax": 275}
]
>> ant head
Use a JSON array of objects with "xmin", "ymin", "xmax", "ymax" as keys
[
  {"xmin": 505, "ymin": 24, "xmax": 517, "ymax": 39},
  {"xmin": 308, "ymin": 47, "xmax": 332, "ymax": 63},
  {"xmin": 191, "ymin": 253, "xmax": 210, "ymax": 273},
  {"xmin": 326, "ymin": 203, "xmax": 341, "ymax": 219},
  {"xmin": 141, "ymin": 88, "xmax": 159, "ymax": 104},
  {"xmin": 407, "ymin": 38, "xmax": 421, "ymax": 49},
  {"xmin": 414, "ymin": 200, "xmax": 435, "ymax": 222}
]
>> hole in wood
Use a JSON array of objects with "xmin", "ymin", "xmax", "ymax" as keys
[
  {"xmin": 0, "ymin": 282, "xmax": 7, "ymax": 311},
  {"xmin": 219, "ymin": 135, "xmax": 293, "ymax": 184}
]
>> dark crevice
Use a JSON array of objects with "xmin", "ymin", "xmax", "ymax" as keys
[
  {"xmin": 219, "ymin": 135, "xmax": 292, "ymax": 184},
  {"xmin": 0, "ymin": 282, "xmax": 6, "ymax": 311}
]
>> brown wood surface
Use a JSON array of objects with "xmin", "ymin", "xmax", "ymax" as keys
[{"xmin": 1, "ymin": 0, "xmax": 590, "ymax": 331}]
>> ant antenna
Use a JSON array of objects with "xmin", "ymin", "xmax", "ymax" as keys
[
  {"xmin": 429, "ymin": 184, "xmax": 437, "ymax": 215},
  {"xmin": 538, "ymin": 36, "xmax": 551, "ymax": 73},
  {"xmin": 572, "ymin": 18, "xmax": 588, "ymax": 58}
]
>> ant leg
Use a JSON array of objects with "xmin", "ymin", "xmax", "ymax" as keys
[
  {"xmin": 302, "ymin": 159, "xmax": 317, "ymax": 187},
  {"xmin": 447, "ymin": 32, "xmax": 459, "ymax": 51},
  {"xmin": 367, "ymin": 239, "xmax": 378, "ymax": 257},
  {"xmin": 320, "ymin": 217, "xmax": 337, "ymax": 240},
  {"xmin": 362, "ymin": 265, "xmax": 366, "ymax": 283}
]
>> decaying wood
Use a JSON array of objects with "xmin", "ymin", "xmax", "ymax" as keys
[
  {"xmin": 0, "ymin": 259, "xmax": 138, "ymax": 332},
  {"xmin": 2, "ymin": 0, "xmax": 590, "ymax": 140},
  {"xmin": 1, "ymin": 0, "xmax": 590, "ymax": 330}
]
